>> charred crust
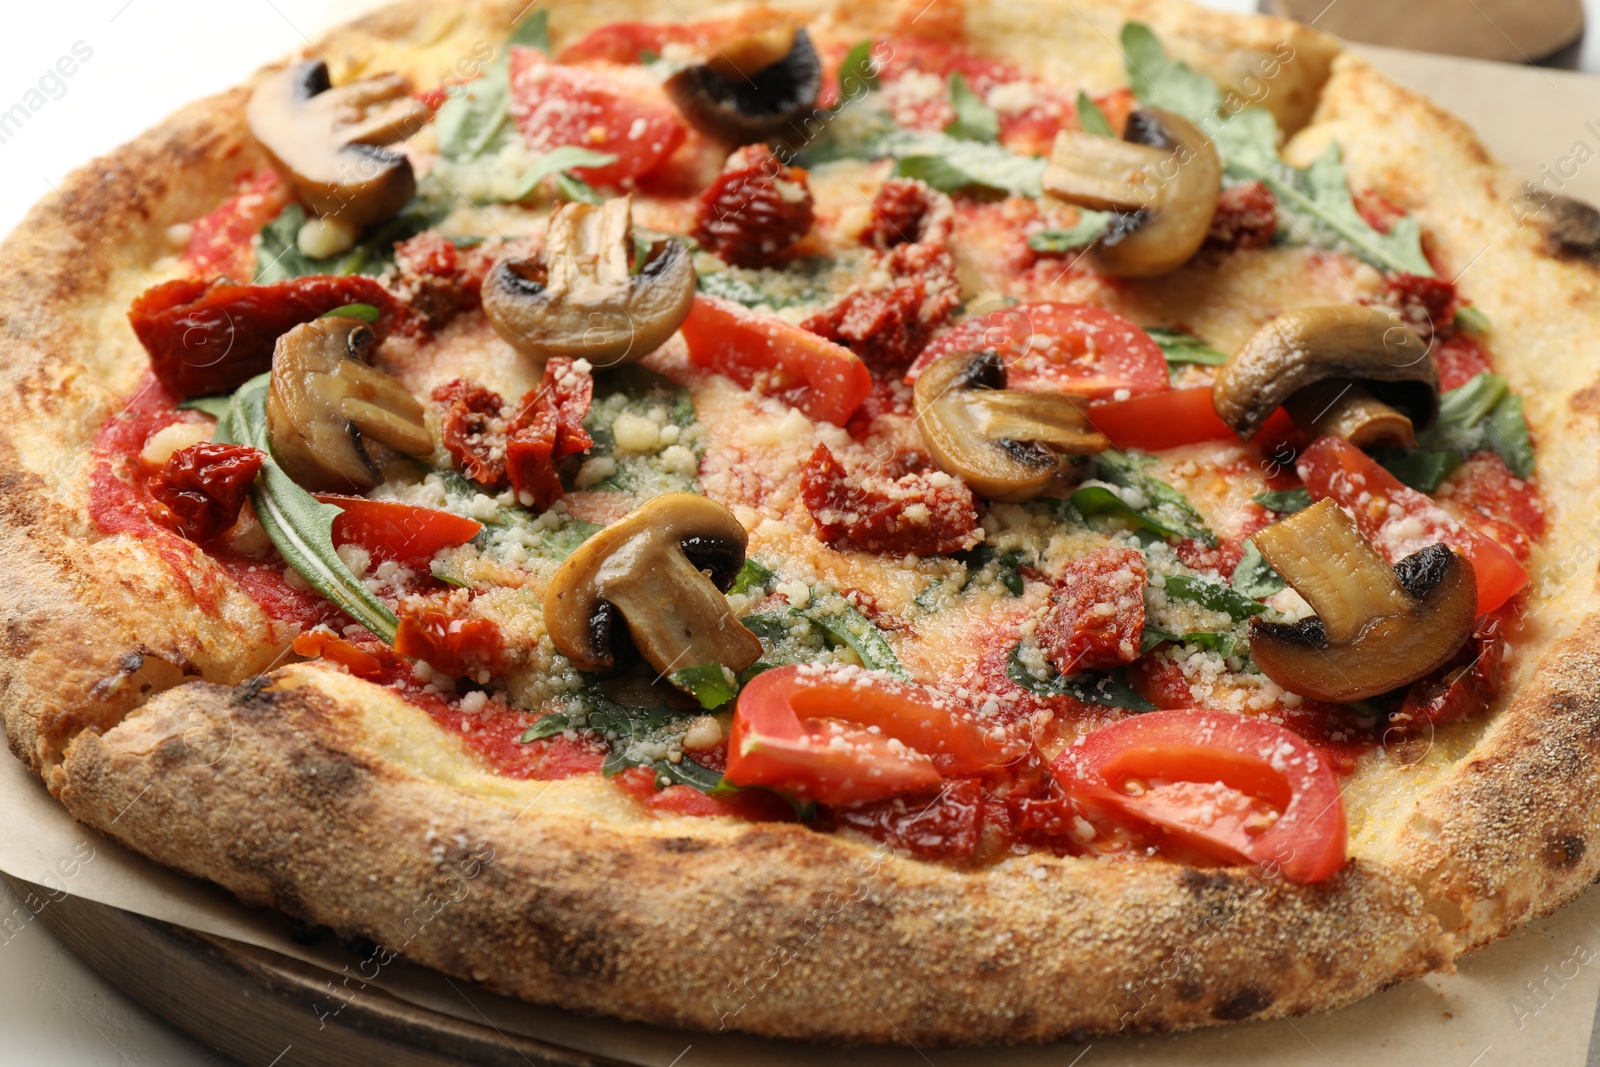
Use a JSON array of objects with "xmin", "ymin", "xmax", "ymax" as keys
[
  {"xmin": 1212, "ymin": 986, "xmax": 1272, "ymax": 1021},
  {"xmin": 1532, "ymin": 191, "xmax": 1600, "ymax": 263},
  {"xmin": 1544, "ymin": 834, "xmax": 1586, "ymax": 869}
]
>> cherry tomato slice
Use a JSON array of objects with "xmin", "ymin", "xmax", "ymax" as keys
[
  {"xmin": 1296, "ymin": 436, "xmax": 1527, "ymax": 613},
  {"xmin": 1087, "ymin": 388, "xmax": 1300, "ymax": 451},
  {"xmin": 313, "ymin": 495, "xmax": 482, "ymax": 567},
  {"xmin": 680, "ymin": 295, "xmax": 872, "ymax": 426},
  {"xmin": 507, "ymin": 47, "xmax": 685, "ymax": 186},
  {"xmin": 906, "ymin": 303, "xmax": 1169, "ymax": 400},
  {"xmin": 1052, "ymin": 709, "xmax": 1348, "ymax": 884},
  {"xmin": 725, "ymin": 664, "xmax": 1020, "ymax": 805}
]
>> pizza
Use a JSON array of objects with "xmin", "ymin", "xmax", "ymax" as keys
[{"xmin": 2, "ymin": 0, "xmax": 1598, "ymax": 1046}]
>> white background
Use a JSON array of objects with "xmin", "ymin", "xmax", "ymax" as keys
[{"xmin": 0, "ymin": 0, "xmax": 1592, "ymax": 1064}]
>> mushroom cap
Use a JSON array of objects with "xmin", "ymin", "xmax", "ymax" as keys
[
  {"xmin": 913, "ymin": 350, "xmax": 1107, "ymax": 503},
  {"xmin": 246, "ymin": 60, "xmax": 426, "ymax": 231},
  {"xmin": 482, "ymin": 197, "xmax": 696, "ymax": 366},
  {"xmin": 1213, "ymin": 305, "xmax": 1439, "ymax": 440},
  {"xmin": 664, "ymin": 28, "xmax": 823, "ymax": 146},
  {"xmin": 544, "ymin": 493, "xmax": 760, "ymax": 675},
  {"xmin": 1091, "ymin": 109, "xmax": 1222, "ymax": 278}
]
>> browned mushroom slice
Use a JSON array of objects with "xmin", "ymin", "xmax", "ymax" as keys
[
  {"xmin": 1247, "ymin": 499, "xmax": 1477, "ymax": 703},
  {"xmin": 246, "ymin": 59, "xmax": 429, "ymax": 231},
  {"xmin": 544, "ymin": 493, "xmax": 763, "ymax": 680},
  {"xmin": 914, "ymin": 349, "xmax": 1108, "ymax": 503},
  {"xmin": 665, "ymin": 27, "xmax": 822, "ymax": 146},
  {"xmin": 266, "ymin": 317, "xmax": 431, "ymax": 493},
  {"xmin": 1214, "ymin": 306, "xmax": 1438, "ymax": 446},
  {"xmin": 482, "ymin": 196, "xmax": 695, "ymax": 367},
  {"xmin": 1043, "ymin": 108, "xmax": 1221, "ymax": 278}
]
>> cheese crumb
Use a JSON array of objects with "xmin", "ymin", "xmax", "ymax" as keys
[{"xmin": 139, "ymin": 422, "xmax": 212, "ymax": 466}]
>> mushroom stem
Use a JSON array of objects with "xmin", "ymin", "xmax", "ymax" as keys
[
  {"xmin": 1250, "ymin": 500, "xmax": 1412, "ymax": 644},
  {"xmin": 600, "ymin": 543, "xmax": 762, "ymax": 678},
  {"xmin": 1283, "ymin": 381, "xmax": 1417, "ymax": 449},
  {"xmin": 1043, "ymin": 132, "xmax": 1167, "ymax": 213}
]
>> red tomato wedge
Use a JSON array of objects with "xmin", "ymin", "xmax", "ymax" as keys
[
  {"xmin": 905, "ymin": 303, "xmax": 1169, "ymax": 400},
  {"xmin": 313, "ymin": 495, "xmax": 482, "ymax": 567},
  {"xmin": 1088, "ymin": 388, "xmax": 1299, "ymax": 451},
  {"xmin": 725, "ymin": 664, "xmax": 1021, "ymax": 805},
  {"xmin": 1296, "ymin": 436, "xmax": 1527, "ymax": 613},
  {"xmin": 507, "ymin": 47, "xmax": 685, "ymax": 186},
  {"xmin": 680, "ymin": 295, "xmax": 872, "ymax": 426},
  {"xmin": 1052, "ymin": 709, "xmax": 1348, "ymax": 884}
]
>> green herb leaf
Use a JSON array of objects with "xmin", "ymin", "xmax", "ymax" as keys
[
  {"xmin": 554, "ymin": 171, "xmax": 604, "ymax": 204},
  {"xmin": 946, "ymin": 73, "xmax": 999, "ymax": 142},
  {"xmin": 669, "ymin": 664, "xmax": 740, "ymax": 710},
  {"xmin": 730, "ymin": 558, "xmax": 774, "ymax": 595},
  {"xmin": 320, "ymin": 303, "xmax": 381, "ymax": 323},
  {"xmin": 532, "ymin": 693, "xmax": 723, "ymax": 792},
  {"xmin": 1252, "ymin": 487, "xmax": 1312, "ymax": 514},
  {"xmin": 255, "ymin": 202, "xmax": 435, "ymax": 283},
  {"xmin": 1027, "ymin": 211, "xmax": 1113, "ymax": 253},
  {"xmin": 178, "ymin": 395, "xmax": 233, "ymax": 420},
  {"xmin": 838, "ymin": 40, "xmax": 880, "ymax": 98},
  {"xmin": 1122, "ymin": 23, "xmax": 1222, "ymax": 119},
  {"xmin": 1454, "ymin": 305, "xmax": 1492, "ymax": 335},
  {"xmin": 506, "ymin": 8, "xmax": 551, "ymax": 53},
  {"xmin": 519, "ymin": 715, "xmax": 570, "ymax": 742},
  {"xmin": 1076, "ymin": 90, "xmax": 1114, "ymax": 137},
  {"xmin": 1230, "ymin": 539, "xmax": 1286, "ymax": 599},
  {"xmin": 1006, "ymin": 644, "xmax": 1157, "ymax": 711},
  {"xmin": 954, "ymin": 543, "xmax": 1026, "ymax": 596},
  {"xmin": 1163, "ymin": 574, "xmax": 1267, "ymax": 620},
  {"xmin": 1416, "ymin": 372, "xmax": 1534, "ymax": 478},
  {"xmin": 1141, "ymin": 627, "xmax": 1178, "ymax": 654},
  {"xmin": 1146, "ymin": 327, "xmax": 1228, "ymax": 367},
  {"xmin": 1372, "ymin": 448, "xmax": 1462, "ymax": 493},
  {"xmin": 512, "ymin": 147, "xmax": 620, "ymax": 200},
  {"xmin": 1092, "ymin": 451, "xmax": 1217, "ymax": 545},
  {"xmin": 1069, "ymin": 485, "xmax": 1189, "ymax": 542},
  {"xmin": 228, "ymin": 376, "xmax": 399, "ymax": 642},
  {"xmin": 433, "ymin": 61, "xmax": 512, "ymax": 161},
  {"xmin": 707, "ymin": 779, "xmax": 818, "ymax": 821},
  {"xmin": 803, "ymin": 600, "xmax": 907, "ymax": 677}
]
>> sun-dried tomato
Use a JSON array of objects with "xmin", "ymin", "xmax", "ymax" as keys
[
  {"xmin": 863, "ymin": 178, "xmax": 951, "ymax": 250},
  {"xmin": 1397, "ymin": 614, "xmax": 1508, "ymax": 726},
  {"xmin": 129, "ymin": 275, "xmax": 398, "ymax": 400},
  {"xmin": 1374, "ymin": 272, "xmax": 1459, "ymax": 341},
  {"xmin": 433, "ymin": 379, "xmax": 508, "ymax": 487},
  {"xmin": 182, "ymin": 170, "xmax": 290, "ymax": 280},
  {"xmin": 292, "ymin": 630, "xmax": 408, "ymax": 683},
  {"xmin": 390, "ymin": 232, "xmax": 498, "ymax": 336},
  {"xmin": 1205, "ymin": 180, "xmax": 1276, "ymax": 252},
  {"xmin": 1036, "ymin": 547, "xmax": 1147, "ymax": 674},
  {"xmin": 800, "ymin": 443, "xmax": 979, "ymax": 556},
  {"xmin": 823, "ymin": 777, "xmax": 984, "ymax": 861},
  {"xmin": 147, "ymin": 443, "xmax": 266, "ymax": 543},
  {"xmin": 692, "ymin": 144, "xmax": 815, "ymax": 268},
  {"xmin": 394, "ymin": 601, "xmax": 507, "ymax": 679},
  {"xmin": 505, "ymin": 357, "xmax": 594, "ymax": 511}
]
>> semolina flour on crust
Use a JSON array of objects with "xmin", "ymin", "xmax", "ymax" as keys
[{"xmin": 2, "ymin": 0, "xmax": 1600, "ymax": 1045}]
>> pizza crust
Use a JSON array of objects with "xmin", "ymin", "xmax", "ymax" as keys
[{"xmin": 1, "ymin": 0, "xmax": 1598, "ymax": 1044}]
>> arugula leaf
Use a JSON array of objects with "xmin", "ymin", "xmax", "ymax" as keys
[
  {"xmin": 954, "ymin": 543, "xmax": 1026, "ymax": 596},
  {"xmin": 255, "ymin": 203, "xmax": 434, "ymax": 283},
  {"xmin": 1373, "ymin": 448, "xmax": 1461, "ymax": 493},
  {"xmin": 803, "ymin": 600, "xmax": 907, "ymax": 677},
  {"xmin": 1142, "ymin": 627, "xmax": 1238, "ymax": 657},
  {"xmin": 1027, "ymin": 212, "xmax": 1112, "ymax": 253},
  {"xmin": 1162, "ymin": 575, "xmax": 1267, "ymax": 620},
  {"xmin": 524, "ymin": 693, "xmax": 723, "ymax": 792},
  {"xmin": 668, "ymin": 664, "xmax": 739, "ymax": 710},
  {"xmin": 1121, "ymin": 23, "xmax": 1221, "ymax": 119},
  {"xmin": 433, "ymin": 61, "xmax": 513, "ymax": 161},
  {"xmin": 1093, "ymin": 450, "xmax": 1218, "ymax": 546},
  {"xmin": 730, "ymin": 558, "xmax": 774, "ymax": 595},
  {"xmin": 894, "ymin": 153, "xmax": 1035, "ymax": 196},
  {"xmin": 554, "ymin": 171, "xmax": 604, "ymax": 204},
  {"xmin": 1076, "ymin": 90, "xmax": 1114, "ymax": 137},
  {"xmin": 228, "ymin": 376, "xmax": 399, "ymax": 642},
  {"xmin": 507, "ymin": 8, "xmax": 551, "ymax": 52},
  {"xmin": 519, "ymin": 715, "xmax": 570, "ymax": 742},
  {"xmin": 1253, "ymin": 487, "xmax": 1312, "ymax": 514},
  {"xmin": 838, "ymin": 40, "xmax": 880, "ymax": 98},
  {"xmin": 512, "ymin": 147, "xmax": 620, "ymax": 200},
  {"xmin": 1146, "ymin": 327, "xmax": 1227, "ymax": 367},
  {"xmin": 1419, "ymin": 372, "xmax": 1534, "ymax": 478},
  {"xmin": 1230, "ymin": 539, "xmax": 1286, "ymax": 599},
  {"xmin": 946, "ymin": 73, "xmax": 999, "ymax": 142},
  {"xmin": 1141, "ymin": 627, "xmax": 1177, "ymax": 654},
  {"xmin": 1455, "ymin": 305, "xmax": 1493, "ymax": 335},
  {"xmin": 803, "ymin": 106, "xmax": 1047, "ymax": 195},
  {"xmin": 178, "ymin": 395, "xmax": 233, "ymax": 420},
  {"xmin": 320, "ymin": 303, "xmax": 381, "ymax": 323},
  {"xmin": 1006, "ymin": 644, "xmax": 1157, "ymax": 711},
  {"xmin": 1069, "ymin": 485, "xmax": 1192, "ymax": 542}
]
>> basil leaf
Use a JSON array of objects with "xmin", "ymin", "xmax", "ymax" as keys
[
  {"xmin": 1076, "ymin": 90, "xmax": 1114, "ymax": 137},
  {"xmin": 1141, "ymin": 627, "xmax": 1178, "ymax": 654},
  {"xmin": 838, "ymin": 40, "xmax": 880, "ymax": 98},
  {"xmin": 1252, "ymin": 487, "xmax": 1312, "ymax": 514},
  {"xmin": 519, "ymin": 715, "xmax": 570, "ymax": 742},
  {"xmin": 946, "ymin": 73, "xmax": 999, "ymax": 143},
  {"xmin": 1006, "ymin": 644, "xmax": 1157, "ymax": 711},
  {"xmin": 507, "ymin": 9, "xmax": 551, "ymax": 53},
  {"xmin": 1069, "ymin": 485, "xmax": 1191, "ymax": 542},
  {"xmin": 229, "ymin": 376, "xmax": 399, "ymax": 642},
  {"xmin": 1230, "ymin": 540, "xmax": 1286, "ymax": 599},
  {"xmin": 1146, "ymin": 327, "xmax": 1227, "ymax": 367},
  {"xmin": 669, "ymin": 664, "xmax": 740, "ymax": 711},
  {"xmin": 1094, "ymin": 451, "xmax": 1217, "ymax": 546},
  {"xmin": 178, "ymin": 395, "xmax": 233, "ymax": 420},
  {"xmin": 730, "ymin": 558, "xmax": 774, "ymax": 595},
  {"xmin": 1373, "ymin": 448, "xmax": 1462, "ymax": 493},
  {"xmin": 554, "ymin": 171, "xmax": 604, "ymax": 204},
  {"xmin": 1142, "ymin": 627, "xmax": 1237, "ymax": 658},
  {"xmin": 320, "ymin": 303, "xmax": 381, "ymax": 323},
  {"xmin": 255, "ymin": 202, "xmax": 434, "ymax": 282},
  {"xmin": 1027, "ymin": 211, "xmax": 1112, "ymax": 253},
  {"xmin": 1163, "ymin": 575, "xmax": 1267, "ymax": 620},
  {"xmin": 1417, "ymin": 372, "xmax": 1534, "ymax": 478},
  {"xmin": 513, "ymin": 147, "xmax": 620, "ymax": 200},
  {"xmin": 803, "ymin": 600, "xmax": 907, "ymax": 678},
  {"xmin": 953, "ymin": 543, "xmax": 1026, "ymax": 596},
  {"xmin": 739, "ymin": 612, "xmax": 793, "ymax": 641}
]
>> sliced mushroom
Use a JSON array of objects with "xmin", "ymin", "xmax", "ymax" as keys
[
  {"xmin": 914, "ymin": 349, "xmax": 1109, "ymax": 503},
  {"xmin": 1043, "ymin": 107, "xmax": 1221, "ymax": 278},
  {"xmin": 266, "ymin": 317, "xmax": 431, "ymax": 493},
  {"xmin": 1214, "ymin": 306, "xmax": 1437, "ymax": 446},
  {"xmin": 247, "ymin": 59, "xmax": 429, "ymax": 231},
  {"xmin": 482, "ymin": 196, "xmax": 696, "ymax": 367},
  {"xmin": 1247, "ymin": 499, "xmax": 1477, "ymax": 703},
  {"xmin": 544, "ymin": 494, "xmax": 763, "ymax": 679},
  {"xmin": 665, "ymin": 26, "xmax": 822, "ymax": 145}
]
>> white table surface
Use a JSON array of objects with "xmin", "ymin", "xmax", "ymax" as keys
[{"xmin": 3, "ymin": 1, "xmax": 1599, "ymax": 1064}]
